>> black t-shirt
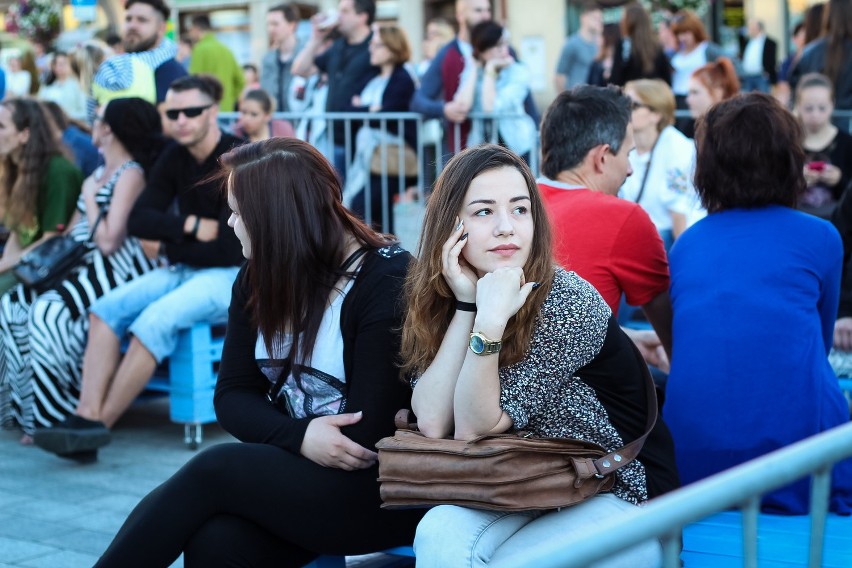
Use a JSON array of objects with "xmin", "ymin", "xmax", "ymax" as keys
[
  {"xmin": 127, "ymin": 132, "xmax": 245, "ymax": 268},
  {"xmin": 315, "ymin": 34, "xmax": 379, "ymax": 142}
]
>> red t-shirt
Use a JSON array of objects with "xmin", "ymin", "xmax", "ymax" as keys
[{"xmin": 539, "ymin": 182, "xmax": 669, "ymax": 314}]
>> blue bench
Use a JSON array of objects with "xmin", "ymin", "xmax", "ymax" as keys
[
  {"xmin": 683, "ymin": 510, "xmax": 852, "ymax": 567},
  {"xmin": 305, "ymin": 511, "xmax": 852, "ymax": 567},
  {"xmin": 143, "ymin": 322, "xmax": 224, "ymax": 449}
]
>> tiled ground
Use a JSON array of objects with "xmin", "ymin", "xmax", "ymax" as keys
[{"xmin": 0, "ymin": 398, "xmax": 411, "ymax": 567}]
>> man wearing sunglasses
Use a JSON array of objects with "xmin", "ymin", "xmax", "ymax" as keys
[{"xmin": 33, "ymin": 75, "xmax": 246, "ymax": 456}]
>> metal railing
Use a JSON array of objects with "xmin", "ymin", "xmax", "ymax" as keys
[
  {"xmin": 488, "ymin": 421, "xmax": 852, "ymax": 568},
  {"xmin": 218, "ymin": 110, "xmax": 538, "ymax": 250},
  {"xmin": 218, "ymin": 108, "xmax": 852, "ymax": 250}
]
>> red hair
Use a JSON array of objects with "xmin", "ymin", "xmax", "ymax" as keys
[{"xmin": 692, "ymin": 57, "xmax": 740, "ymax": 100}]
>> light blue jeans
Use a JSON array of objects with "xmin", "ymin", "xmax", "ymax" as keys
[
  {"xmin": 414, "ymin": 493, "xmax": 662, "ymax": 568},
  {"xmin": 90, "ymin": 265, "xmax": 239, "ymax": 362}
]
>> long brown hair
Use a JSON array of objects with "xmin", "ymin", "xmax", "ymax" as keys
[
  {"xmin": 221, "ymin": 138, "xmax": 392, "ymax": 362},
  {"xmin": 0, "ymin": 98, "xmax": 69, "ymax": 232},
  {"xmin": 400, "ymin": 145, "xmax": 554, "ymax": 378},
  {"xmin": 822, "ymin": 0, "xmax": 852, "ymax": 88},
  {"xmin": 622, "ymin": 2, "xmax": 657, "ymax": 75}
]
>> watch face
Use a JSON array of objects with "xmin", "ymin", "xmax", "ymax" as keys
[{"xmin": 470, "ymin": 334, "xmax": 485, "ymax": 354}]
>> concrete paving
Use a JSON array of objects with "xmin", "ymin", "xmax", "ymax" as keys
[{"xmin": 0, "ymin": 398, "xmax": 411, "ymax": 567}]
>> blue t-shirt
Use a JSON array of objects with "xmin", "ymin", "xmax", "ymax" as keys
[{"xmin": 664, "ymin": 206, "xmax": 852, "ymax": 514}]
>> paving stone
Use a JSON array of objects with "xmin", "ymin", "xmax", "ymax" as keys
[{"xmin": 17, "ymin": 549, "xmax": 100, "ymax": 568}]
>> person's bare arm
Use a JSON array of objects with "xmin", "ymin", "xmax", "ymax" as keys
[
  {"xmin": 640, "ymin": 290, "xmax": 673, "ymax": 360},
  {"xmin": 291, "ymin": 14, "xmax": 332, "ymax": 78}
]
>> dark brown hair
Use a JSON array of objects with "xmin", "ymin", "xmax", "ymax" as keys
[
  {"xmin": 804, "ymin": 2, "xmax": 825, "ymax": 44},
  {"xmin": 268, "ymin": 3, "xmax": 300, "ymax": 22},
  {"xmin": 694, "ymin": 93, "xmax": 804, "ymax": 213},
  {"xmin": 125, "ymin": 0, "xmax": 170, "ymax": 20},
  {"xmin": 400, "ymin": 144, "xmax": 554, "ymax": 377},
  {"xmin": 221, "ymin": 138, "xmax": 392, "ymax": 361},
  {"xmin": 621, "ymin": 2, "xmax": 657, "ymax": 75},
  {"xmin": 0, "ymin": 98, "xmax": 70, "ymax": 233},
  {"xmin": 670, "ymin": 10, "xmax": 708, "ymax": 43},
  {"xmin": 822, "ymin": 0, "xmax": 852, "ymax": 88}
]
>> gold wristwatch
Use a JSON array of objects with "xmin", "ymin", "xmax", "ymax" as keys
[{"xmin": 469, "ymin": 332, "xmax": 502, "ymax": 356}]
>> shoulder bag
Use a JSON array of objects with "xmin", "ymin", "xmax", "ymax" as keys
[
  {"xmin": 376, "ymin": 344, "xmax": 658, "ymax": 511},
  {"xmin": 14, "ymin": 212, "xmax": 103, "ymax": 293}
]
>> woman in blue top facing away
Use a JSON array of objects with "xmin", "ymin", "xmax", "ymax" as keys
[
  {"xmin": 664, "ymin": 93, "xmax": 852, "ymax": 514},
  {"xmin": 94, "ymin": 138, "xmax": 423, "ymax": 567}
]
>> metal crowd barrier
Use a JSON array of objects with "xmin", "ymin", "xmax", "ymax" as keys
[
  {"xmin": 218, "ymin": 110, "xmax": 538, "ymax": 252},
  {"xmin": 488, "ymin": 421, "xmax": 852, "ymax": 568},
  {"xmin": 217, "ymin": 108, "xmax": 851, "ymax": 252}
]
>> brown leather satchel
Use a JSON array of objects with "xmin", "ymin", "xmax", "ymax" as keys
[{"xmin": 376, "ymin": 350, "xmax": 658, "ymax": 511}]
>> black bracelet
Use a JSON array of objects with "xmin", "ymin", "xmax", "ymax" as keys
[
  {"xmin": 456, "ymin": 300, "xmax": 477, "ymax": 312},
  {"xmin": 191, "ymin": 216, "xmax": 201, "ymax": 238}
]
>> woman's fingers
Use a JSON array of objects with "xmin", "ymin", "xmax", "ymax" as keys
[{"xmin": 441, "ymin": 217, "xmax": 464, "ymax": 270}]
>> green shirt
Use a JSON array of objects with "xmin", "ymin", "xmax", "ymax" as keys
[
  {"xmin": 189, "ymin": 33, "xmax": 245, "ymax": 111},
  {"xmin": 15, "ymin": 155, "xmax": 83, "ymax": 247}
]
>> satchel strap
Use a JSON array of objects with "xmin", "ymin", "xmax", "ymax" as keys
[
  {"xmin": 394, "ymin": 340, "xmax": 658, "ymax": 480},
  {"xmin": 587, "ymin": 339, "xmax": 658, "ymax": 478}
]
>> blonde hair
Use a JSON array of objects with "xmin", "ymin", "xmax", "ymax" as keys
[
  {"xmin": 378, "ymin": 24, "xmax": 412, "ymax": 64},
  {"xmin": 72, "ymin": 40, "xmax": 113, "ymax": 94},
  {"xmin": 626, "ymin": 79, "xmax": 675, "ymax": 132}
]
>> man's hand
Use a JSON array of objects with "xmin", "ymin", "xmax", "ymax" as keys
[
  {"xmin": 834, "ymin": 317, "xmax": 852, "ymax": 352},
  {"xmin": 139, "ymin": 239, "xmax": 161, "ymax": 261},
  {"xmin": 444, "ymin": 99, "xmax": 469, "ymax": 123},
  {"xmin": 623, "ymin": 327, "xmax": 670, "ymax": 373}
]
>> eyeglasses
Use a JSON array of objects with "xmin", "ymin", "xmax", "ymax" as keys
[
  {"xmin": 631, "ymin": 100, "xmax": 652, "ymax": 111},
  {"xmin": 165, "ymin": 104, "xmax": 212, "ymax": 121},
  {"xmin": 93, "ymin": 114, "xmax": 105, "ymax": 123}
]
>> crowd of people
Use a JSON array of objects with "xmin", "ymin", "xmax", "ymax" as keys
[{"xmin": 0, "ymin": 0, "xmax": 850, "ymax": 565}]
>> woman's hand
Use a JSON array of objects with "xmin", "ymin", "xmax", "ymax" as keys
[
  {"xmin": 820, "ymin": 164, "xmax": 842, "ymax": 187},
  {"xmin": 474, "ymin": 267, "xmax": 536, "ymax": 331},
  {"xmin": 441, "ymin": 218, "xmax": 478, "ymax": 302},
  {"xmin": 351, "ymin": 94, "xmax": 362, "ymax": 107},
  {"xmin": 300, "ymin": 412, "xmax": 378, "ymax": 470},
  {"xmin": 803, "ymin": 166, "xmax": 820, "ymax": 186}
]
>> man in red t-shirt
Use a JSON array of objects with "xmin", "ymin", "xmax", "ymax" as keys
[{"xmin": 537, "ymin": 85, "xmax": 672, "ymax": 368}]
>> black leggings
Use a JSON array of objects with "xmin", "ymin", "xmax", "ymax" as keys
[{"xmin": 95, "ymin": 443, "xmax": 423, "ymax": 567}]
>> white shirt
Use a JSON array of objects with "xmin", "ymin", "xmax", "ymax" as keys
[
  {"xmin": 256, "ymin": 277, "xmax": 355, "ymax": 418},
  {"xmin": 619, "ymin": 125, "xmax": 696, "ymax": 231},
  {"xmin": 671, "ymin": 42, "xmax": 709, "ymax": 96},
  {"xmin": 742, "ymin": 34, "xmax": 766, "ymax": 75}
]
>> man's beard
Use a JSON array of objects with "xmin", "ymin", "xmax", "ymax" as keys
[{"xmin": 124, "ymin": 33, "xmax": 158, "ymax": 53}]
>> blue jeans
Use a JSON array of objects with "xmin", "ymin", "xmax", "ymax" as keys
[
  {"xmin": 91, "ymin": 265, "xmax": 239, "ymax": 362},
  {"xmin": 741, "ymin": 74, "xmax": 771, "ymax": 93},
  {"xmin": 414, "ymin": 494, "xmax": 661, "ymax": 567}
]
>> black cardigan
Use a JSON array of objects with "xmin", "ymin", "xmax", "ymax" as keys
[
  {"xmin": 214, "ymin": 245, "xmax": 414, "ymax": 454},
  {"xmin": 127, "ymin": 133, "xmax": 245, "ymax": 268}
]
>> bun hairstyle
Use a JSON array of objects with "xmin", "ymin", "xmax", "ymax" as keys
[
  {"xmin": 692, "ymin": 57, "xmax": 740, "ymax": 101},
  {"xmin": 103, "ymin": 97, "xmax": 166, "ymax": 175}
]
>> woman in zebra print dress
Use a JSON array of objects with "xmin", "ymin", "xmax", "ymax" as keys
[{"xmin": 0, "ymin": 98, "xmax": 164, "ymax": 441}]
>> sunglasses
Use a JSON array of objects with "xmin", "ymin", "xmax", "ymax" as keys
[{"xmin": 165, "ymin": 104, "xmax": 212, "ymax": 121}]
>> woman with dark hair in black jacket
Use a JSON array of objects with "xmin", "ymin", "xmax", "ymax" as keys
[
  {"xmin": 94, "ymin": 138, "xmax": 423, "ymax": 567},
  {"xmin": 610, "ymin": 2, "xmax": 672, "ymax": 86}
]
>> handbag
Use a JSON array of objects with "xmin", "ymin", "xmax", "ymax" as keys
[
  {"xmin": 14, "ymin": 212, "xmax": 103, "ymax": 293},
  {"xmin": 376, "ymin": 343, "xmax": 658, "ymax": 512},
  {"xmin": 369, "ymin": 143, "xmax": 418, "ymax": 177}
]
